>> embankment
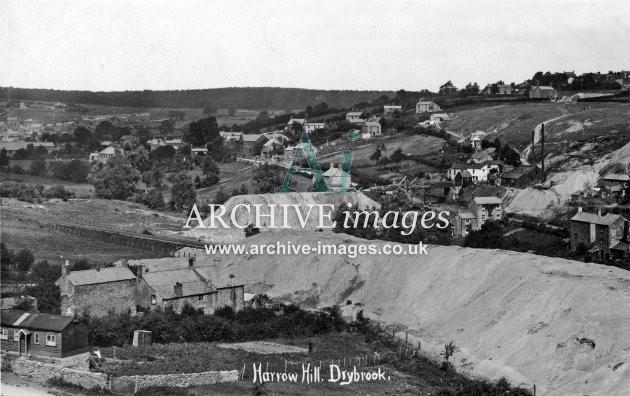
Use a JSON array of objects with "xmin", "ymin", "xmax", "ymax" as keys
[{"xmin": 176, "ymin": 231, "xmax": 630, "ymax": 395}]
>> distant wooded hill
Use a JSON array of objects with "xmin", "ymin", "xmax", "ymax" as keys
[{"xmin": 0, "ymin": 87, "xmax": 396, "ymax": 110}]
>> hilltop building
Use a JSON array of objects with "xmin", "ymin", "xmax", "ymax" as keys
[
  {"xmin": 383, "ymin": 105, "xmax": 402, "ymax": 117},
  {"xmin": 529, "ymin": 85, "xmax": 557, "ymax": 99}
]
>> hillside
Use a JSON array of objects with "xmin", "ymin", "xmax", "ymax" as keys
[
  {"xmin": 0, "ymin": 87, "xmax": 395, "ymax": 111},
  {"xmin": 142, "ymin": 231, "xmax": 630, "ymax": 395},
  {"xmin": 442, "ymin": 102, "xmax": 630, "ymax": 150}
]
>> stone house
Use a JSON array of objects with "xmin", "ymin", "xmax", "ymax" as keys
[
  {"xmin": 136, "ymin": 257, "xmax": 244, "ymax": 314},
  {"xmin": 602, "ymin": 174, "xmax": 630, "ymax": 198},
  {"xmin": 529, "ymin": 85, "xmax": 557, "ymax": 99},
  {"xmin": 56, "ymin": 263, "xmax": 138, "ymax": 318},
  {"xmin": 469, "ymin": 150, "xmax": 493, "ymax": 164},
  {"xmin": 569, "ymin": 208, "xmax": 629, "ymax": 259},
  {"xmin": 415, "ymin": 101, "xmax": 441, "ymax": 113},
  {"xmin": 0, "ymin": 310, "xmax": 89, "ymax": 358},
  {"xmin": 452, "ymin": 211, "xmax": 477, "ymax": 237},
  {"xmin": 468, "ymin": 196, "xmax": 503, "ymax": 228}
]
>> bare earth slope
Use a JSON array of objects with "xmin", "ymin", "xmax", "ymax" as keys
[{"xmin": 170, "ymin": 231, "xmax": 630, "ymax": 395}]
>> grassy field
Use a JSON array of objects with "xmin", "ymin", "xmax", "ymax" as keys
[
  {"xmin": 1, "ymin": 172, "xmax": 96, "ymax": 198},
  {"xmin": 0, "ymin": 215, "xmax": 163, "ymax": 266}
]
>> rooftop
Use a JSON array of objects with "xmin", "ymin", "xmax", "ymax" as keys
[
  {"xmin": 473, "ymin": 196, "xmax": 502, "ymax": 205},
  {"xmin": 64, "ymin": 266, "xmax": 136, "ymax": 286},
  {"xmin": 1, "ymin": 310, "xmax": 78, "ymax": 332},
  {"xmin": 570, "ymin": 212, "xmax": 624, "ymax": 226}
]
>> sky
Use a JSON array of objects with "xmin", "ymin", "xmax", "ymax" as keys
[{"xmin": 2, "ymin": 0, "xmax": 629, "ymax": 92}]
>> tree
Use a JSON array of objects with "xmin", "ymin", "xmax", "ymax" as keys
[
  {"xmin": 0, "ymin": 148, "xmax": 9, "ymax": 167},
  {"xmin": 500, "ymin": 144, "xmax": 521, "ymax": 167},
  {"xmin": 214, "ymin": 187, "xmax": 229, "ymax": 205},
  {"xmin": 253, "ymin": 164, "xmax": 284, "ymax": 193},
  {"xmin": 1, "ymin": 242, "xmax": 15, "ymax": 271},
  {"xmin": 72, "ymin": 259, "xmax": 91, "ymax": 271},
  {"xmin": 184, "ymin": 117, "xmax": 220, "ymax": 147},
  {"xmin": 239, "ymin": 183, "xmax": 249, "ymax": 195},
  {"xmin": 201, "ymin": 156, "xmax": 220, "ymax": 176},
  {"xmin": 170, "ymin": 172, "xmax": 196, "ymax": 210},
  {"xmin": 25, "ymin": 261, "xmax": 61, "ymax": 314},
  {"xmin": 464, "ymin": 221, "xmax": 505, "ymax": 249},
  {"xmin": 65, "ymin": 159, "xmax": 90, "ymax": 183},
  {"xmin": 145, "ymin": 188, "xmax": 165, "ymax": 209},
  {"xmin": 89, "ymin": 156, "xmax": 140, "ymax": 200},
  {"xmin": 389, "ymin": 148, "xmax": 406, "ymax": 165},
  {"xmin": 95, "ymin": 121, "xmax": 118, "ymax": 140},
  {"xmin": 149, "ymin": 145, "xmax": 176, "ymax": 163},
  {"xmin": 29, "ymin": 159, "xmax": 47, "ymax": 176},
  {"xmin": 73, "ymin": 126, "xmax": 94, "ymax": 148},
  {"xmin": 203, "ymin": 103, "xmax": 217, "ymax": 115},
  {"xmin": 256, "ymin": 111, "xmax": 270, "ymax": 122},
  {"xmin": 370, "ymin": 147, "xmax": 382, "ymax": 164}
]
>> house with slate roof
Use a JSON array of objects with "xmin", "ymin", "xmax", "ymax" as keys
[
  {"xmin": 0, "ymin": 310, "xmax": 89, "ymax": 358},
  {"xmin": 56, "ymin": 262, "xmax": 137, "ymax": 318},
  {"xmin": 570, "ymin": 208, "xmax": 629, "ymax": 259}
]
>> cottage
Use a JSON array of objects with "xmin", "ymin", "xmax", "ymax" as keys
[
  {"xmin": 448, "ymin": 163, "xmax": 490, "ymax": 184},
  {"xmin": 430, "ymin": 113, "xmax": 450, "ymax": 122},
  {"xmin": 320, "ymin": 164, "xmax": 351, "ymax": 191},
  {"xmin": 468, "ymin": 196, "xmax": 503, "ymax": 228},
  {"xmin": 452, "ymin": 211, "xmax": 477, "ymax": 237},
  {"xmin": 241, "ymin": 134, "xmax": 264, "ymax": 154},
  {"xmin": 570, "ymin": 208, "xmax": 629, "ymax": 259},
  {"xmin": 191, "ymin": 147, "xmax": 209, "ymax": 156},
  {"xmin": 361, "ymin": 116, "xmax": 381, "ymax": 139},
  {"xmin": 602, "ymin": 174, "xmax": 630, "ymax": 198},
  {"xmin": 304, "ymin": 122, "xmax": 326, "ymax": 134},
  {"xmin": 88, "ymin": 146, "xmax": 117, "ymax": 164},
  {"xmin": 415, "ymin": 101, "xmax": 441, "ymax": 113},
  {"xmin": 136, "ymin": 257, "xmax": 244, "ymax": 314},
  {"xmin": 383, "ymin": 105, "xmax": 402, "ymax": 117},
  {"xmin": 469, "ymin": 150, "xmax": 493, "ymax": 164},
  {"xmin": 56, "ymin": 263, "xmax": 137, "ymax": 318},
  {"xmin": 346, "ymin": 112, "xmax": 365, "ymax": 124},
  {"xmin": 0, "ymin": 310, "xmax": 89, "ymax": 358},
  {"xmin": 529, "ymin": 85, "xmax": 557, "ymax": 99},
  {"xmin": 499, "ymin": 165, "xmax": 542, "ymax": 188}
]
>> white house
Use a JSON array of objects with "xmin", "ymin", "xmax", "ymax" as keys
[
  {"xmin": 430, "ymin": 113, "xmax": 450, "ymax": 122},
  {"xmin": 448, "ymin": 163, "xmax": 491, "ymax": 183},
  {"xmin": 219, "ymin": 131, "xmax": 243, "ymax": 142},
  {"xmin": 416, "ymin": 101, "xmax": 441, "ymax": 113},
  {"xmin": 361, "ymin": 116, "xmax": 381, "ymax": 139},
  {"xmin": 304, "ymin": 122, "xmax": 326, "ymax": 134},
  {"xmin": 346, "ymin": 112, "xmax": 365, "ymax": 124},
  {"xmin": 89, "ymin": 146, "xmax": 117, "ymax": 164}
]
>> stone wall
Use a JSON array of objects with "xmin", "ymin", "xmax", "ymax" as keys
[
  {"xmin": 7, "ymin": 356, "xmax": 108, "ymax": 390},
  {"xmin": 62, "ymin": 279, "xmax": 137, "ymax": 318},
  {"xmin": 116, "ymin": 369, "xmax": 239, "ymax": 390}
]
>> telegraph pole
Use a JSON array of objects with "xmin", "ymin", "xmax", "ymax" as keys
[{"xmin": 540, "ymin": 123, "xmax": 545, "ymax": 182}]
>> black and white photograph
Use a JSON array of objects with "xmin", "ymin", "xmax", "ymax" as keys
[{"xmin": 1, "ymin": 1, "xmax": 629, "ymax": 395}]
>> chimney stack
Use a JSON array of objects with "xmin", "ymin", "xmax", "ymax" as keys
[
  {"xmin": 62, "ymin": 260, "xmax": 69, "ymax": 277},
  {"xmin": 136, "ymin": 265, "xmax": 143, "ymax": 284},
  {"xmin": 578, "ymin": 207, "xmax": 583, "ymax": 213},
  {"xmin": 188, "ymin": 256, "xmax": 196, "ymax": 269},
  {"xmin": 96, "ymin": 264, "xmax": 101, "ymax": 272},
  {"xmin": 597, "ymin": 208, "xmax": 602, "ymax": 216},
  {"xmin": 174, "ymin": 282, "xmax": 183, "ymax": 297}
]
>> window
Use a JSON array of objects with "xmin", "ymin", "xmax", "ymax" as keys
[
  {"xmin": 34, "ymin": 333, "xmax": 40, "ymax": 344},
  {"xmin": 151, "ymin": 295, "xmax": 157, "ymax": 305},
  {"xmin": 198, "ymin": 295, "xmax": 204, "ymax": 301},
  {"xmin": 45, "ymin": 334, "xmax": 56, "ymax": 347},
  {"xmin": 14, "ymin": 330, "xmax": 20, "ymax": 342},
  {"xmin": 0, "ymin": 329, "xmax": 7, "ymax": 340}
]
